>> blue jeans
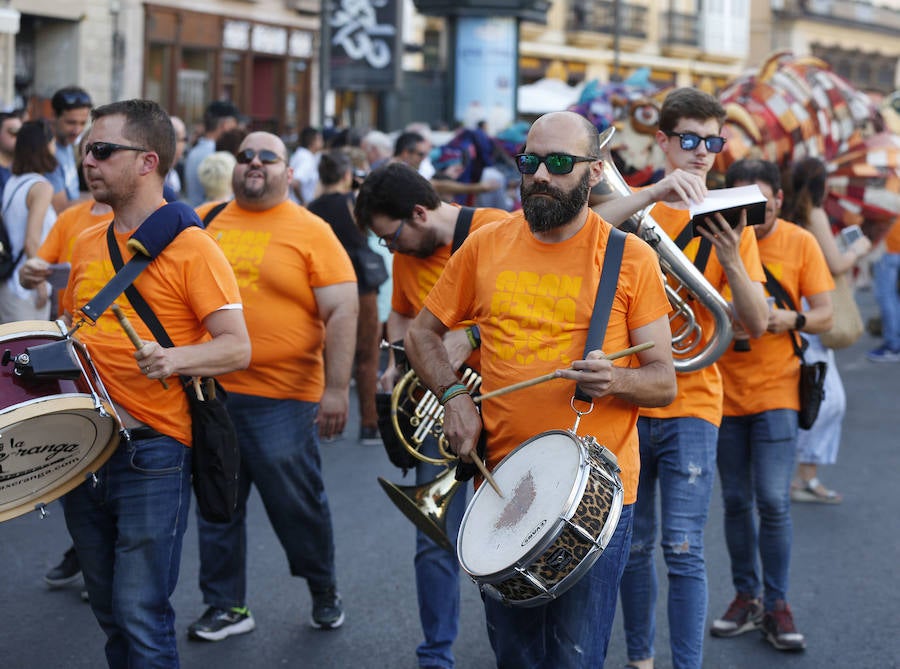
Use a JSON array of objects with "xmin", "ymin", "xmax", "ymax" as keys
[
  {"xmin": 873, "ymin": 251, "xmax": 900, "ymax": 350},
  {"xmin": 482, "ymin": 504, "xmax": 634, "ymax": 669},
  {"xmin": 414, "ymin": 437, "xmax": 468, "ymax": 669},
  {"xmin": 63, "ymin": 434, "xmax": 191, "ymax": 669},
  {"xmin": 197, "ymin": 394, "xmax": 337, "ymax": 608},
  {"xmin": 620, "ymin": 416, "xmax": 717, "ymax": 669},
  {"xmin": 717, "ymin": 410, "xmax": 797, "ymax": 611}
]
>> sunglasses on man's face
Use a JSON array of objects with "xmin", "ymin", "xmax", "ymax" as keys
[
  {"xmin": 236, "ymin": 148, "xmax": 284, "ymax": 165},
  {"xmin": 84, "ymin": 141, "xmax": 149, "ymax": 161},
  {"xmin": 515, "ymin": 152, "xmax": 598, "ymax": 175},
  {"xmin": 664, "ymin": 131, "xmax": 726, "ymax": 154},
  {"xmin": 59, "ymin": 91, "xmax": 92, "ymax": 109}
]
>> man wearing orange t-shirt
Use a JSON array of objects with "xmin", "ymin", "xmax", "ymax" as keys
[
  {"xmin": 21, "ymin": 99, "xmax": 251, "ymax": 668},
  {"xmin": 406, "ymin": 111, "xmax": 676, "ymax": 668},
  {"xmin": 867, "ymin": 215, "xmax": 900, "ymax": 361},
  {"xmin": 189, "ymin": 131, "xmax": 358, "ymax": 641},
  {"xmin": 596, "ymin": 88, "xmax": 769, "ymax": 669},
  {"xmin": 354, "ymin": 161, "xmax": 509, "ymax": 669},
  {"xmin": 715, "ymin": 159, "xmax": 833, "ymax": 652}
]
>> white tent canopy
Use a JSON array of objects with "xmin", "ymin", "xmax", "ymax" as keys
[{"xmin": 517, "ymin": 78, "xmax": 586, "ymax": 115}]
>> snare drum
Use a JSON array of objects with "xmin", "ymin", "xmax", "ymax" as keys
[
  {"xmin": 0, "ymin": 321, "xmax": 121, "ymax": 522},
  {"xmin": 457, "ymin": 429, "xmax": 623, "ymax": 607}
]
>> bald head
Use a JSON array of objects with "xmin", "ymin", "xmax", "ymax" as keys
[{"xmin": 527, "ymin": 111, "xmax": 600, "ymax": 158}]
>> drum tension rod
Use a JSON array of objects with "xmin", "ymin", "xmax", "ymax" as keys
[{"xmin": 34, "ymin": 503, "xmax": 48, "ymax": 519}]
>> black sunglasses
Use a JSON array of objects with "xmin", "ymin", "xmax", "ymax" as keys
[
  {"xmin": 59, "ymin": 91, "xmax": 92, "ymax": 109},
  {"xmin": 84, "ymin": 141, "xmax": 149, "ymax": 161},
  {"xmin": 515, "ymin": 153, "xmax": 598, "ymax": 175},
  {"xmin": 664, "ymin": 131, "xmax": 726, "ymax": 154},
  {"xmin": 236, "ymin": 148, "xmax": 284, "ymax": 165}
]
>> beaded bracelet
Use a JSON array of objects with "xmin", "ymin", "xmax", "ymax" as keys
[
  {"xmin": 465, "ymin": 325, "xmax": 481, "ymax": 350},
  {"xmin": 439, "ymin": 382, "xmax": 470, "ymax": 405}
]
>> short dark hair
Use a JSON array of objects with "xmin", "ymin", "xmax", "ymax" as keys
[
  {"xmin": 658, "ymin": 87, "xmax": 726, "ymax": 134},
  {"xmin": 203, "ymin": 100, "xmax": 240, "ymax": 132},
  {"xmin": 91, "ymin": 99, "xmax": 175, "ymax": 177},
  {"xmin": 12, "ymin": 120, "xmax": 58, "ymax": 175},
  {"xmin": 354, "ymin": 162, "xmax": 441, "ymax": 231},
  {"xmin": 781, "ymin": 156, "xmax": 827, "ymax": 228},
  {"xmin": 318, "ymin": 149, "xmax": 352, "ymax": 187},
  {"xmin": 724, "ymin": 158, "xmax": 782, "ymax": 193},
  {"xmin": 393, "ymin": 131, "xmax": 425, "ymax": 157},
  {"xmin": 51, "ymin": 86, "xmax": 92, "ymax": 116},
  {"xmin": 216, "ymin": 127, "xmax": 248, "ymax": 156},
  {"xmin": 299, "ymin": 126, "xmax": 321, "ymax": 149}
]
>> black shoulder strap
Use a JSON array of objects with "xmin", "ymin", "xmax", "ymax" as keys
[
  {"xmin": 80, "ymin": 224, "xmax": 152, "ymax": 324},
  {"xmin": 575, "ymin": 226, "xmax": 627, "ymax": 403},
  {"xmin": 106, "ymin": 224, "xmax": 174, "ymax": 349},
  {"xmin": 674, "ymin": 222, "xmax": 713, "ymax": 274},
  {"xmin": 451, "ymin": 207, "xmax": 476, "ymax": 254},
  {"xmin": 762, "ymin": 265, "xmax": 805, "ymax": 360},
  {"xmin": 202, "ymin": 201, "xmax": 229, "ymax": 228}
]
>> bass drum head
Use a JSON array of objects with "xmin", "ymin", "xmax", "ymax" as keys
[
  {"xmin": 0, "ymin": 396, "xmax": 120, "ymax": 522},
  {"xmin": 458, "ymin": 430, "xmax": 586, "ymax": 577}
]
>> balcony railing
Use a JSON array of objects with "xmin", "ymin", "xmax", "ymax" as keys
[
  {"xmin": 661, "ymin": 11, "xmax": 699, "ymax": 48},
  {"xmin": 567, "ymin": 1, "xmax": 648, "ymax": 39},
  {"xmin": 775, "ymin": 0, "xmax": 900, "ymax": 33}
]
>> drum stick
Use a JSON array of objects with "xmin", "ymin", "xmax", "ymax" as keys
[
  {"xmin": 111, "ymin": 304, "xmax": 168, "ymax": 390},
  {"xmin": 471, "ymin": 453, "xmax": 504, "ymax": 498},
  {"xmin": 472, "ymin": 341, "xmax": 655, "ymax": 404}
]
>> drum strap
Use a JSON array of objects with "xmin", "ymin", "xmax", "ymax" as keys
[
  {"xmin": 574, "ymin": 226, "xmax": 627, "ymax": 403},
  {"xmin": 451, "ymin": 207, "xmax": 476, "ymax": 254}
]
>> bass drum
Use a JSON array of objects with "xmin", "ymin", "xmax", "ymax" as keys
[
  {"xmin": 457, "ymin": 429, "xmax": 623, "ymax": 607},
  {"xmin": 0, "ymin": 321, "xmax": 121, "ymax": 522}
]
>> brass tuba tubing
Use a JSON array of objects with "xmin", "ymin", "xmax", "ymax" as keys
[{"xmin": 593, "ymin": 127, "xmax": 733, "ymax": 372}]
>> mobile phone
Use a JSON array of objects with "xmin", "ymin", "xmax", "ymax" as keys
[
  {"xmin": 840, "ymin": 224, "xmax": 863, "ymax": 246},
  {"xmin": 46, "ymin": 262, "xmax": 71, "ymax": 290}
]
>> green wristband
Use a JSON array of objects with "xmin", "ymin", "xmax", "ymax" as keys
[{"xmin": 439, "ymin": 383, "xmax": 470, "ymax": 405}]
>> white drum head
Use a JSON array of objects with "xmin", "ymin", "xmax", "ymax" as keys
[
  {"xmin": 459, "ymin": 430, "xmax": 587, "ymax": 577},
  {"xmin": 0, "ymin": 397, "xmax": 119, "ymax": 522}
]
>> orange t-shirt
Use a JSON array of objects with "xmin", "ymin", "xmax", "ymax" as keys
[
  {"xmin": 424, "ymin": 210, "xmax": 670, "ymax": 504},
  {"xmin": 64, "ymin": 220, "xmax": 243, "ymax": 446},
  {"xmin": 719, "ymin": 220, "xmax": 834, "ymax": 416},
  {"xmin": 199, "ymin": 199, "xmax": 357, "ymax": 401},
  {"xmin": 885, "ymin": 216, "xmax": 900, "ymax": 254},
  {"xmin": 639, "ymin": 202, "xmax": 765, "ymax": 427}
]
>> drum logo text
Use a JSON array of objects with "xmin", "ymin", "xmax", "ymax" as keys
[{"xmin": 521, "ymin": 519, "xmax": 547, "ymax": 547}]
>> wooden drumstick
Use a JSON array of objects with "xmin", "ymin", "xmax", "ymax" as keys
[
  {"xmin": 111, "ymin": 304, "xmax": 169, "ymax": 390},
  {"xmin": 472, "ymin": 341, "xmax": 655, "ymax": 404},
  {"xmin": 471, "ymin": 453, "xmax": 504, "ymax": 498}
]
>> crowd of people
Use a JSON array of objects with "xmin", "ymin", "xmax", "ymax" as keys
[{"xmin": 0, "ymin": 83, "xmax": 896, "ymax": 669}]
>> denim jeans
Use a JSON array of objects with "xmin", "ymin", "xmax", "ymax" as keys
[
  {"xmin": 414, "ymin": 436, "xmax": 468, "ymax": 669},
  {"xmin": 197, "ymin": 393, "xmax": 337, "ymax": 609},
  {"xmin": 482, "ymin": 504, "xmax": 634, "ymax": 669},
  {"xmin": 873, "ymin": 251, "xmax": 900, "ymax": 350},
  {"xmin": 717, "ymin": 409, "xmax": 797, "ymax": 611},
  {"xmin": 63, "ymin": 434, "xmax": 191, "ymax": 669},
  {"xmin": 620, "ymin": 416, "xmax": 717, "ymax": 669}
]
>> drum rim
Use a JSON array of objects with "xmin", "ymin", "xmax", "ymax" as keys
[
  {"xmin": 0, "ymin": 319, "xmax": 67, "ymax": 338},
  {"xmin": 0, "ymin": 395, "xmax": 121, "ymax": 522},
  {"xmin": 457, "ymin": 429, "xmax": 591, "ymax": 578}
]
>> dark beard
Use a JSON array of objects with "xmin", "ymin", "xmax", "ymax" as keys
[{"xmin": 521, "ymin": 169, "xmax": 591, "ymax": 234}]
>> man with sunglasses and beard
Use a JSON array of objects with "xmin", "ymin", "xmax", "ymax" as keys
[
  {"xmin": 353, "ymin": 162, "xmax": 510, "ymax": 669},
  {"xmin": 404, "ymin": 110, "xmax": 676, "ymax": 668},
  {"xmin": 21, "ymin": 99, "xmax": 251, "ymax": 668},
  {"xmin": 594, "ymin": 87, "xmax": 770, "ymax": 669},
  {"xmin": 188, "ymin": 131, "xmax": 358, "ymax": 641}
]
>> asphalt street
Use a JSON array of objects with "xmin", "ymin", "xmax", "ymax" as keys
[{"xmin": 1, "ymin": 287, "xmax": 898, "ymax": 668}]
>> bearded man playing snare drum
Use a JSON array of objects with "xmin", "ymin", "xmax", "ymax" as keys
[{"xmin": 405, "ymin": 111, "xmax": 676, "ymax": 668}]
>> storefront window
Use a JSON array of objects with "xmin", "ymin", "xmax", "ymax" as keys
[
  {"xmin": 146, "ymin": 44, "xmax": 172, "ymax": 110},
  {"xmin": 179, "ymin": 49, "xmax": 214, "ymax": 128}
]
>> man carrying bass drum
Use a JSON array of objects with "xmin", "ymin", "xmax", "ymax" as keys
[{"xmin": 405, "ymin": 111, "xmax": 676, "ymax": 669}]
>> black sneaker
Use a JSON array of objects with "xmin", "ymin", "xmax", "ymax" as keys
[
  {"xmin": 310, "ymin": 587, "xmax": 344, "ymax": 630},
  {"xmin": 760, "ymin": 600, "xmax": 806, "ymax": 651},
  {"xmin": 359, "ymin": 426, "xmax": 382, "ymax": 446},
  {"xmin": 710, "ymin": 593, "xmax": 763, "ymax": 637},
  {"xmin": 44, "ymin": 547, "xmax": 82, "ymax": 588},
  {"xmin": 187, "ymin": 606, "xmax": 256, "ymax": 641}
]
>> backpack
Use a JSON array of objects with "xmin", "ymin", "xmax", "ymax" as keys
[{"xmin": 0, "ymin": 177, "xmax": 40, "ymax": 281}]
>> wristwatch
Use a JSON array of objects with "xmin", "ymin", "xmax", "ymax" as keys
[{"xmin": 794, "ymin": 312, "xmax": 807, "ymax": 331}]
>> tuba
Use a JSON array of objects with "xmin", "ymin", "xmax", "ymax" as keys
[
  {"xmin": 594, "ymin": 127, "xmax": 733, "ymax": 372},
  {"xmin": 377, "ymin": 363, "xmax": 483, "ymax": 551}
]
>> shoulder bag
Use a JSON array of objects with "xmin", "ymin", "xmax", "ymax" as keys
[{"xmin": 819, "ymin": 272, "xmax": 863, "ymax": 349}]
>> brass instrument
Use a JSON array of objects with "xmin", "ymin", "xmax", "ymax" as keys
[
  {"xmin": 377, "ymin": 365, "xmax": 483, "ymax": 551},
  {"xmin": 593, "ymin": 126, "xmax": 734, "ymax": 372}
]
